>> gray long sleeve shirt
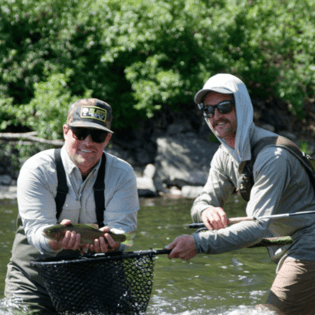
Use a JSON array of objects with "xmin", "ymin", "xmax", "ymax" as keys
[
  {"xmin": 17, "ymin": 146, "xmax": 139, "ymax": 255},
  {"xmin": 191, "ymin": 74, "xmax": 315, "ymax": 262},
  {"xmin": 192, "ymin": 127, "xmax": 315, "ymax": 261}
]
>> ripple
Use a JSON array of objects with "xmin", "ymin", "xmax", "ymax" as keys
[{"xmin": 0, "ymin": 298, "xmax": 30, "ymax": 315}]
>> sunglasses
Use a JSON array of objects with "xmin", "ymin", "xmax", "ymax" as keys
[
  {"xmin": 69, "ymin": 126, "xmax": 108, "ymax": 143},
  {"xmin": 199, "ymin": 100, "xmax": 235, "ymax": 118}
]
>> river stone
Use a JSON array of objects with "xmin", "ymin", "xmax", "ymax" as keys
[
  {"xmin": 181, "ymin": 186, "xmax": 204, "ymax": 199},
  {"xmin": 143, "ymin": 164, "xmax": 156, "ymax": 179},
  {"xmin": 0, "ymin": 185, "xmax": 17, "ymax": 199},
  {"xmin": 153, "ymin": 134, "xmax": 219, "ymax": 192},
  {"xmin": 136, "ymin": 177, "xmax": 157, "ymax": 197}
]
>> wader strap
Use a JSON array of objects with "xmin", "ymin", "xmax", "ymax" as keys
[
  {"xmin": 94, "ymin": 153, "xmax": 106, "ymax": 228},
  {"xmin": 238, "ymin": 135, "xmax": 315, "ymax": 202},
  {"xmin": 54, "ymin": 149, "xmax": 69, "ymax": 220},
  {"xmin": 54, "ymin": 150, "xmax": 106, "ymax": 226},
  {"xmin": 252, "ymin": 136, "xmax": 315, "ymax": 176}
]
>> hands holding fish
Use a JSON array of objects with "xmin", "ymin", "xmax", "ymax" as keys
[
  {"xmin": 47, "ymin": 219, "xmax": 120, "ymax": 253},
  {"xmin": 89, "ymin": 226, "xmax": 120, "ymax": 253},
  {"xmin": 47, "ymin": 219, "xmax": 85, "ymax": 252}
]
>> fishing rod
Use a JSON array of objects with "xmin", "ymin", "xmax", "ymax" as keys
[{"xmin": 188, "ymin": 210, "xmax": 315, "ymax": 229}]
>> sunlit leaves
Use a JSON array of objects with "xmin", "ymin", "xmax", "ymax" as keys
[{"xmin": 0, "ymin": 0, "xmax": 314, "ymax": 137}]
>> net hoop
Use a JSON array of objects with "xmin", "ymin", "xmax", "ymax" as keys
[{"xmin": 30, "ymin": 248, "xmax": 171, "ymax": 266}]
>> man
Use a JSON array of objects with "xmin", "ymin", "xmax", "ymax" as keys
[
  {"xmin": 5, "ymin": 98, "xmax": 139, "ymax": 314},
  {"xmin": 167, "ymin": 74, "xmax": 315, "ymax": 314}
]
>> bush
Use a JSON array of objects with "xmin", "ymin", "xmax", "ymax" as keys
[{"xmin": 0, "ymin": 0, "xmax": 314, "ymax": 138}]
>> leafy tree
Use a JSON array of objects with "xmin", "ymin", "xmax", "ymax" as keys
[{"xmin": 0, "ymin": 0, "xmax": 314, "ymax": 138}]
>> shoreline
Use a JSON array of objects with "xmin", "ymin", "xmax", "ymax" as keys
[{"xmin": 0, "ymin": 185, "xmax": 194, "ymax": 204}]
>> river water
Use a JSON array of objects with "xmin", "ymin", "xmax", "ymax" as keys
[{"xmin": 0, "ymin": 195, "xmax": 277, "ymax": 314}]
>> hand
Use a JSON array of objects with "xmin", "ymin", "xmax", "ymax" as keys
[
  {"xmin": 166, "ymin": 235, "xmax": 197, "ymax": 261},
  {"xmin": 48, "ymin": 219, "xmax": 88, "ymax": 253},
  {"xmin": 89, "ymin": 226, "xmax": 120, "ymax": 253},
  {"xmin": 201, "ymin": 206, "xmax": 228, "ymax": 230}
]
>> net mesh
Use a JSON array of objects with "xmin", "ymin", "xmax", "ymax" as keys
[{"xmin": 31, "ymin": 252, "xmax": 156, "ymax": 315}]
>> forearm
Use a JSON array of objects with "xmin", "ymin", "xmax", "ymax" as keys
[
  {"xmin": 191, "ymin": 194, "xmax": 216, "ymax": 222},
  {"xmin": 22, "ymin": 218, "xmax": 56, "ymax": 255},
  {"xmin": 191, "ymin": 178, "xmax": 235, "ymax": 222},
  {"xmin": 17, "ymin": 165, "xmax": 58, "ymax": 255},
  {"xmin": 193, "ymin": 220, "xmax": 269, "ymax": 254}
]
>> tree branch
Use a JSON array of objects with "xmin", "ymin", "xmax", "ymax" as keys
[{"xmin": 0, "ymin": 132, "xmax": 64, "ymax": 146}]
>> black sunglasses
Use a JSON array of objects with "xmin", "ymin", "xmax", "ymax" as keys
[
  {"xmin": 199, "ymin": 100, "xmax": 235, "ymax": 118},
  {"xmin": 69, "ymin": 126, "xmax": 108, "ymax": 143}
]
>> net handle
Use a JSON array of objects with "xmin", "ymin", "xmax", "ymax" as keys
[
  {"xmin": 152, "ymin": 248, "xmax": 172, "ymax": 255},
  {"xmin": 107, "ymin": 248, "xmax": 172, "ymax": 258}
]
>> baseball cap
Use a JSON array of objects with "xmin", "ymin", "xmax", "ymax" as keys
[
  {"xmin": 194, "ymin": 78, "xmax": 233, "ymax": 104},
  {"xmin": 67, "ymin": 98, "xmax": 113, "ymax": 133}
]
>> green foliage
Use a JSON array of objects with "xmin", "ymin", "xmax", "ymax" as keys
[
  {"xmin": 244, "ymin": 0, "xmax": 315, "ymax": 118},
  {"xmin": 1, "ymin": 70, "xmax": 92, "ymax": 139},
  {"xmin": 0, "ymin": 0, "xmax": 314, "ymax": 138},
  {"xmin": 20, "ymin": 70, "xmax": 92, "ymax": 139},
  {"xmin": 299, "ymin": 141, "xmax": 313, "ymax": 155}
]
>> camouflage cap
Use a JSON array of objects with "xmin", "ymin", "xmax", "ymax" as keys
[{"xmin": 67, "ymin": 98, "xmax": 113, "ymax": 133}]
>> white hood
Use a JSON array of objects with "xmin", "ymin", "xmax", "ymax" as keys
[{"xmin": 195, "ymin": 73, "xmax": 255, "ymax": 165}]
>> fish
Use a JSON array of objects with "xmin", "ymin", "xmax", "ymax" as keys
[{"xmin": 43, "ymin": 223, "xmax": 134, "ymax": 246}]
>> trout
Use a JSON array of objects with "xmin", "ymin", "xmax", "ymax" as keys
[{"xmin": 43, "ymin": 223, "xmax": 134, "ymax": 246}]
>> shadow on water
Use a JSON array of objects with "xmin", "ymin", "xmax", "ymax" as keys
[{"xmin": 0, "ymin": 195, "xmax": 277, "ymax": 314}]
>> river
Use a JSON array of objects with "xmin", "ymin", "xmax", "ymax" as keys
[{"xmin": 0, "ymin": 195, "xmax": 277, "ymax": 314}]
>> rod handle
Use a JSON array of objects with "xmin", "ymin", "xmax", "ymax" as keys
[{"xmin": 228, "ymin": 216, "xmax": 255, "ymax": 224}]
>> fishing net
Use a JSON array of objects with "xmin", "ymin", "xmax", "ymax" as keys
[{"xmin": 30, "ymin": 249, "xmax": 169, "ymax": 315}]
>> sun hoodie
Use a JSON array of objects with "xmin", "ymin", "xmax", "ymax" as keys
[{"xmin": 191, "ymin": 73, "xmax": 315, "ymax": 262}]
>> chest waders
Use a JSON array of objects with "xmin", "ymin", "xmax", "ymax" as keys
[
  {"xmin": 54, "ymin": 149, "xmax": 106, "ymax": 227},
  {"xmin": 8, "ymin": 149, "xmax": 106, "ymax": 287}
]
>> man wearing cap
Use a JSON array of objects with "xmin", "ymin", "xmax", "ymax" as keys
[
  {"xmin": 5, "ymin": 98, "xmax": 139, "ymax": 314},
  {"xmin": 166, "ymin": 74, "xmax": 315, "ymax": 314}
]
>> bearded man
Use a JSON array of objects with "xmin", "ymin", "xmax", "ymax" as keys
[{"xmin": 167, "ymin": 74, "xmax": 315, "ymax": 315}]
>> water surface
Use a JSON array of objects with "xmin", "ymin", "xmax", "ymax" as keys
[{"xmin": 0, "ymin": 195, "xmax": 277, "ymax": 314}]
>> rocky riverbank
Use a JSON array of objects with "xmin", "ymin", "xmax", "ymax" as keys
[{"xmin": 1, "ymin": 97, "xmax": 315, "ymax": 200}]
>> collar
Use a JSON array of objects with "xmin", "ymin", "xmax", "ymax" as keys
[{"xmin": 60, "ymin": 146, "xmax": 103, "ymax": 179}]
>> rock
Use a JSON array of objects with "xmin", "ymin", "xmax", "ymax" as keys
[
  {"xmin": 181, "ymin": 186, "xmax": 204, "ymax": 199},
  {"xmin": 136, "ymin": 177, "xmax": 157, "ymax": 197},
  {"xmin": 169, "ymin": 186, "xmax": 182, "ymax": 196},
  {"xmin": 0, "ymin": 175, "xmax": 12, "ymax": 185},
  {"xmin": 166, "ymin": 119, "xmax": 194, "ymax": 135},
  {"xmin": 106, "ymin": 144, "xmax": 137, "ymax": 166},
  {"xmin": 135, "ymin": 164, "xmax": 157, "ymax": 197},
  {"xmin": 143, "ymin": 164, "xmax": 156, "ymax": 178},
  {"xmin": 153, "ymin": 134, "xmax": 219, "ymax": 192},
  {"xmin": 0, "ymin": 185, "xmax": 17, "ymax": 199}
]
